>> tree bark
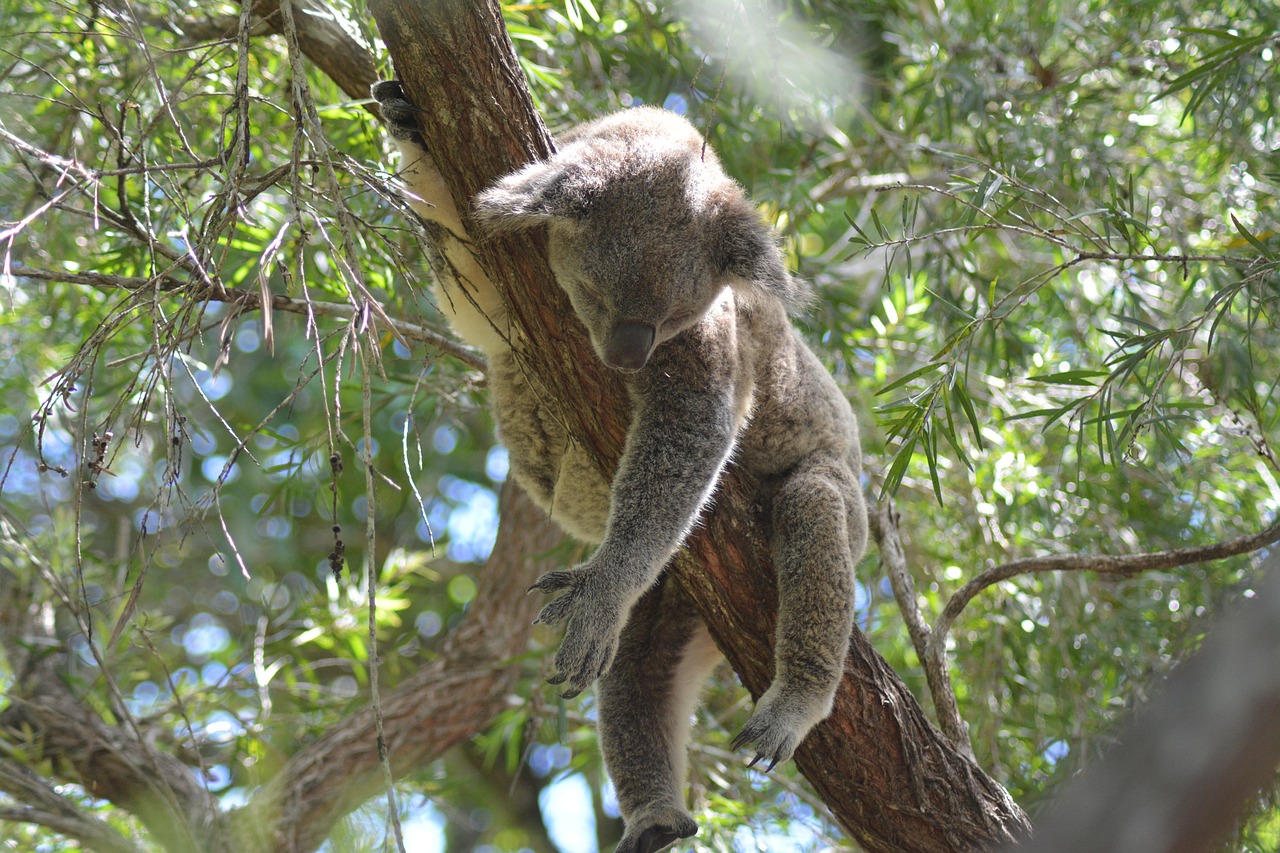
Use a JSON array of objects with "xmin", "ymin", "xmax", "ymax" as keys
[{"xmin": 366, "ymin": 2, "xmax": 1031, "ymax": 851}]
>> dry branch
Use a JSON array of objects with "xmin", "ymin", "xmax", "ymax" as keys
[
  {"xmin": 14, "ymin": 265, "xmax": 485, "ymax": 372},
  {"xmin": 929, "ymin": 514, "xmax": 1280, "ymax": 676},
  {"xmin": 873, "ymin": 501, "xmax": 973, "ymax": 757}
]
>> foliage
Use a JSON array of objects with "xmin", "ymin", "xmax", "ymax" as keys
[{"xmin": 0, "ymin": 0, "xmax": 1277, "ymax": 851}]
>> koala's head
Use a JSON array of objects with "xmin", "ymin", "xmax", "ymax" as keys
[{"xmin": 473, "ymin": 107, "xmax": 807, "ymax": 372}]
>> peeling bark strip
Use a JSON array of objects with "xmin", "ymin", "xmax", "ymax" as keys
[{"xmin": 367, "ymin": 1, "xmax": 1031, "ymax": 850}]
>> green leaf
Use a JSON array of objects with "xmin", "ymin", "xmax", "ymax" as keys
[
  {"xmin": 1230, "ymin": 213, "xmax": 1276, "ymax": 260},
  {"xmin": 876, "ymin": 362, "xmax": 943, "ymax": 396},
  {"xmin": 1025, "ymin": 369, "xmax": 1111, "ymax": 386}
]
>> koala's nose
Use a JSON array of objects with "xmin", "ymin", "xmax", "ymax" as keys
[{"xmin": 604, "ymin": 322, "xmax": 656, "ymax": 371}]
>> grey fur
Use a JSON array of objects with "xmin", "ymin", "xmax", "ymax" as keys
[{"xmin": 373, "ymin": 81, "xmax": 866, "ymax": 852}]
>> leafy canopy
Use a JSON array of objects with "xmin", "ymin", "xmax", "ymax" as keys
[{"xmin": 0, "ymin": 0, "xmax": 1277, "ymax": 850}]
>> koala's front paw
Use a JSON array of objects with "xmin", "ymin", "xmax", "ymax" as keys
[
  {"xmin": 730, "ymin": 683, "xmax": 825, "ymax": 771},
  {"xmin": 529, "ymin": 566, "xmax": 626, "ymax": 698},
  {"xmin": 614, "ymin": 804, "xmax": 697, "ymax": 853},
  {"xmin": 370, "ymin": 80, "xmax": 425, "ymax": 144}
]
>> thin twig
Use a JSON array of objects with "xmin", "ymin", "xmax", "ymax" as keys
[{"xmin": 11, "ymin": 266, "xmax": 486, "ymax": 372}]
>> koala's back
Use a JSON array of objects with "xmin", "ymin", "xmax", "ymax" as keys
[
  {"xmin": 732, "ymin": 296, "xmax": 862, "ymax": 482},
  {"xmin": 742, "ymin": 302, "xmax": 860, "ymax": 479},
  {"xmin": 557, "ymin": 106, "xmax": 708, "ymax": 154}
]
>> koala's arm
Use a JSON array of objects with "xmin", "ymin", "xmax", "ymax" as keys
[
  {"xmin": 601, "ymin": 362, "xmax": 738, "ymax": 576},
  {"xmin": 532, "ymin": 333, "xmax": 742, "ymax": 693},
  {"xmin": 372, "ymin": 81, "xmax": 509, "ymax": 353}
]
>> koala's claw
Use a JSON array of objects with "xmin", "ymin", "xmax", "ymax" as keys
[
  {"xmin": 534, "ymin": 595, "xmax": 576, "ymax": 626},
  {"xmin": 530, "ymin": 566, "xmax": 625, "ymax": 696},
  {"xmin": 546, "ymin": 629, "xmax": 617, "ymax": 697},
  {"xmin": 530, "ymin": 571, "xmax": 580, "ymax": 625},
  {"xmin": 529, "ymin": 570, "xmax": 574, "ymax": 593},
  {"xmin": 370, "ymin": 79, "xmax": 425, "ymax": 144},
  {"xmin": 730, "ymin": 711, "xmax": 799, "ymax": 773}
]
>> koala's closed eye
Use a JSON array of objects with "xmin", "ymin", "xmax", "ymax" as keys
[
  {"xmin": 661, "ymin": 309, "xmax": 696, "ymax": 333},
  {"xmin": 571, "ymin": 279, "xmax": 607, "ymax": 310}
]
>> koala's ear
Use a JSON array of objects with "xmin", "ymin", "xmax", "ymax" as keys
[
  {"xmin": 472, "ymin": 155, "xmax": 595, "ymax": 235},
  {"xmin": 712, "ymin": 193, "xmax": 812, "ymax": 312}
]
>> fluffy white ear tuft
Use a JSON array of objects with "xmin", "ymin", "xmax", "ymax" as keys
[{"xmin": 472, "ymin": 154, "xmax": 596, "ymax": 235}]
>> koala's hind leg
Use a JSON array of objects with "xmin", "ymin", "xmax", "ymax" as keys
[
  {"xmin": 732, "ymin": 458, "xmax": 863, "ymax": 769},
  {"xmin": 598, "ymin": 577, "xmax": 721, "ymax": 853}
]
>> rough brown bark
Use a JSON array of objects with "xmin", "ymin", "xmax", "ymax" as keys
[
  {"xmin": 0, "ymin": 583, "xmax": 224, "ymax": 851},
  {"xmin": 161, "ymin": 0, "xmax": 379, "ymax": 109},
  {"xmin": 367, "ymin": 1, "xmax": 1031, "ymax": 851}
]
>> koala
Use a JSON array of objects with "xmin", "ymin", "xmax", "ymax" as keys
[{"xmin": 373, "ymin": 80, "xmax": 867, "ymax": 853}]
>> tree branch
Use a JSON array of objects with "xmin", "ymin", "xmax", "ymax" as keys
[
  {"xmin": 879, "ymin": 507, "xmax": 1280, "ymax": 763},
  {"xmin": 0, "ymin": 761, "xmax": 144, "ymax": 853},
  {"xmin": 243, "ymin": 484, "xmax": 564, "ymax": 853},
  {"xmin": 138, "ymin": 0, "xmax": 380, "ymax": 112},
  {"xmin": 931, "ymin": 513, "xmax": 1280, "ymax": 657},
  {"xmin": 0, "ymin": 561, "xmax": 226, "ymax": 852},
  {"xmin": 872, "ymin": 501, "xmax": 973, "ymax": 758},
  {"xmin": 12, "ymin": 266, "xmax": 486, "ymax": 373}
]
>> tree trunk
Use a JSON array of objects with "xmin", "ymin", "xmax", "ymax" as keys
[{"xmin": 366, "ymin": 2, "xmax": 1031, "ymax": 851}]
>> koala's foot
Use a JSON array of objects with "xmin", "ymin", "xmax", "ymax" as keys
[
  {"xmin": 529, "ymin": 567, "xmax": 627, "ymax": 698},
  {"xmin": 370, "ymin": 80, "xmax": 425, "ymax": 144},
  {"xmin": 730, "ymin": 682, "xmax": 830, "ymax": 771},
  {"xmin": 614, "ymin": 804, "xmax": 697, "ymax": 853}
]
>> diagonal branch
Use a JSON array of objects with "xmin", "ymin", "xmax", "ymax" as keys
[
  {"xmin": 135, "ymin": 0, "xmax": 380, "ymax": 112},
  {"xmin": 242, "ymin": 484, "xmax": 564, "ymax": 853},
  {"xmin": 0, "ymin": 761, "xmax": 144, "ymax": 853},
  {"xmin": 0, "ymin": 565, "xmax": 224, "ymax": 852},
  {"xmin": 872, "ymin": 500, "xmax": 973, "ymax": 757}
]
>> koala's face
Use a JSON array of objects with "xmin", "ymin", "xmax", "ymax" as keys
[
  {"xmin": 473, "ymin": 107, "xmax": 805, "ymax": 372},
  {"xmin": 544, "ymin": 177, "xmax": 725, "ymax": 372}
]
